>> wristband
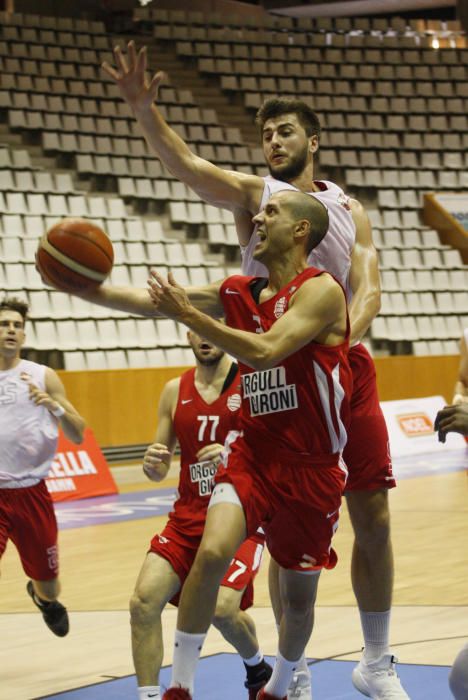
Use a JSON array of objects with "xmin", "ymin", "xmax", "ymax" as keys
[{"xmin": 51, "ymin": 405, "xmax": 66, "ymax": 418}]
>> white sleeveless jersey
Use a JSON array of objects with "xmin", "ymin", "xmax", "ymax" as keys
[
  {"xmin": 241, "ymin": 177, "xmax": 357, "ymax": 301},
  {"xmin": 0, "ymin": 359, "xmax": 59, "ymax": 485}
]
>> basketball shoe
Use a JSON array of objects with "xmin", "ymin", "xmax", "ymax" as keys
[
  {"xmin": 26, "ymin": 581, "xmax": 69, "ymax": 637},
  {"xmin": 352, "ymin": 653, "xmax": 410, "ymax": 699},
  {"xmin": 256, "ymin": 690, "xmax": 286, "ymax": 700},
  {"xmin": 161, "ymin": 689, "xmax": 192, "ymax": 700},
  {"xmin": 245, "ymin": 660, "xmax": 273, "ymax": 699},
  {"xmin": 287, "ymin": 670, "xmax": 312, "ymax": 699}
]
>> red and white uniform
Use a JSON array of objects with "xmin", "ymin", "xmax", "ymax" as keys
[
  {"xmin": 150, "ymin": 365, "xmax": 265, "ymax": 609},
  {"xmin": 0, "ymin": 360, "xmax": 59, "ymax": 580},
  {"xmin": 242, "ymin": 176, "xmax": 395, "ymax": 491},
  {"xmin": 215, "ymin": 270, "xmax": 352, "ymax": 571}
]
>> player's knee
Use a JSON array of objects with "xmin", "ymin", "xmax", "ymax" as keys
[
  {"xmin": 129, "ymin": 590, "xmax": 161, "ymax": 628},
  {"xmin": 282, "ymin": 596, "xmax": 314, "ymax": 622},
  {"xmin": 196, "ymin": 543, "xmax": 231, "ymax": 576},
  {"xmin": 350, "ymin": 493, "xmax": 391, "ymax": 547}
]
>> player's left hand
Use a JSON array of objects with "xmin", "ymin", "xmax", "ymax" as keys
[
  {"xmin": 196, "ymin": 443, "xmax": 224, "ymax": 464},
  {"xmin": 434, "ymin": 403, "xmax": 468, "ymax": 442},
  {"xmin": 148, "ymin": 270, "xmax": 191, "ymax": 320},
  {"xmin": 22, "ymin": 375, "xmax": 63, "ymax": 417}
]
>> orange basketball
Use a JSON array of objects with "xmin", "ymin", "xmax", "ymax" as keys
[{"xmin": 36, "ymin": 218, "xmax": 114, "ymax": 293}]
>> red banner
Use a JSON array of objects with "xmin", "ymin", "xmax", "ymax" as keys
[{"xmin": 46, "ymin": 427, "xmax": 118, "ymax": 502}]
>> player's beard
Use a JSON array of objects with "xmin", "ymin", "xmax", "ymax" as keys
[
  {"xmin": 268, "ymin": 145, "xmax": 309, "ymax": 182},
  {"xmin": 193, "ymin": 348, "xmax": 225, "ymax": 367}
]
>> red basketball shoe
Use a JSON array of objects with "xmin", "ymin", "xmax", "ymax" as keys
[
  {"xmin": 256, "ymin": 689, "xmax": 287, "ymax": 700},
  {"xmin": 162, "ymin": 689, "xmax": 192, "ymax": 700}
]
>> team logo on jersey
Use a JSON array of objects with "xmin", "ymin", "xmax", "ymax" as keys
[
  {"xmin": 337, "ymin": 192, "xmax": 351, "ymax": 210},
  {"xmin": 274, "ymin": 296, "xmax": 287, "ymax": 318},
  {"xmin": 396, "ymin": 412, "xmax": 433, "ymax": 437},
  {"xmin": 242, "ymin": 367, "xmax": 298, "ymax": 417},
  {"xmin": 190, "ymin": 460, "xmax": 218, "ymax": 496},
  {"xmin": 227, "ymin": 393, "xmax": 242, "ymax": 412}
]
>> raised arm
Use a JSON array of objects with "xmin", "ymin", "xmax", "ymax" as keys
[
  {"xmin": 348, "ymin": 199, "xmax": 381, "ymax": 345},
  {"xmin": 148, "ymin": 272, "xmax": 347, "ymax": 370},
  {"xmin": 142, "ymin": 377, "xmax": 179, "ymax": 482},
  {"xmin": 102, "ymin": 42, "xmax": 263, "ymax": 212}
]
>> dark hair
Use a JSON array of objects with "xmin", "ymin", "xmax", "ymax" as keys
[
  {"xmin": 255, "ymin": 97, "xmax": 322, "ymax": 140},
  {"xmin": 0, "ymin": 296, "xmax": 29, "ymax": 325},
  {"xmin": 281, "ymin": 191, "xmax": 329, "ymax": 255}
]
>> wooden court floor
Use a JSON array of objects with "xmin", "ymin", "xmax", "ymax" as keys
[{"xmin": 0, "ymin": 466, "xmax": 466, "ymax": 699}]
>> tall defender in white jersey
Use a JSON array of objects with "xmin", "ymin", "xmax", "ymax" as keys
[
  {"xmin": 0, "ymin": 297, "xmax": 85, "ymax": 637},
  {"xmin": 103, "ymin": 43, "xmax": 409, "ymax": 700}
]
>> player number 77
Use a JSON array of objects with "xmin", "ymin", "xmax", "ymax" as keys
[{"xmin": 197, "ymin": 415, "xmax": 220, "ymax": 442}]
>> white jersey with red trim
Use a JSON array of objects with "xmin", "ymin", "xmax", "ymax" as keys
[
  {"xmin": 0, "ymin": 360, "xmax": 59, "ymax": 485},
  {"xmin": 241, "ymin": 176, "xmax": 356, "ymax": 301}
]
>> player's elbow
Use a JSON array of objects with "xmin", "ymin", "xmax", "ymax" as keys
[
  {"xmin": 248, "ymin": 346, "xmax": 278, "ymax": 371},
  {"xmin": 69, "ymin": 418, "xmax": 86, "ymax": 444}
]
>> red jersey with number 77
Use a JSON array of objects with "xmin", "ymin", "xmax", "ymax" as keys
[
  {"xmin": 220, "ymin": 268, "xmax": 353, "ymax": 466},
  {"xmin": 170, "ymin": 364, "xmax": 243, "ymax": 537}
]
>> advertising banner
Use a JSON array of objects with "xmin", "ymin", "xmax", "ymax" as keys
[{"xmin": 46, "ymin": 427, "xmax": 118, "ymax": 502}]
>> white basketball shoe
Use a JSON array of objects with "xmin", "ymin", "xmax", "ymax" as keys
[
  {"xmin": 352, "ymin": 653, "xmax": 410, "ymax": 699},
  {"xmin": 287, "ymin": 670, "xmax": 312, "ymax": 699}
]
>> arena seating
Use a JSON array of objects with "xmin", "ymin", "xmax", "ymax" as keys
[{"xmin": 0, "ymin": 9, "xmax": 466, "ymax": 367}]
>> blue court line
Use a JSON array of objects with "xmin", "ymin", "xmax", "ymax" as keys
[
  {"xmin": 54, "ymin": 489, "xmax": 176, "ymax": 530},
  {"xmin": 53, "ymin": 448, "xmax": 466, "ymax": 531},
  {"xmin": 39, "ymin": 653, "xmax": 452, "ymax": 700}
]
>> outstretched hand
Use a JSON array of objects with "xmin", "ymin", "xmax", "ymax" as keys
[
  {"xmin": 148, "ymin": 270, "xmax": 192, "ymax": 320},
  {"xmin": 434, "ymin": 403, "xmax": 468, "ymax": 442},
  {"xmin": 101, "ymin": 40, "xmax": 167, "ymax": 113}
]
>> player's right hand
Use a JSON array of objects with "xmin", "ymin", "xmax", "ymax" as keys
[
  {"xmin": 142, "ymin": 442, "xmax": 170, "ymax": 481},
  {"xmin": 101, "ymin": 41, "xmax": 167, "ymax": 114}
]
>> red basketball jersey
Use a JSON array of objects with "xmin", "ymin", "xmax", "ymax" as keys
[
  {"xmin": 220, "ymin": 269, "xmax": 352, "ymax": 465},
  {"xmin": 171, "ymin": 364, "xmax": 243, "ymax": 536}
]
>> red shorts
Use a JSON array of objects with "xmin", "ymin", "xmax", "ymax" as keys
[
  {"xmin": 343, "ymin": 344, "xmax": 396, "ymax": 491},
  {"xmin": 215, "ymin": 436, "xmax": 347, "ymax": 572},
  {"xmin": 149, "ymin": 518, "xmax": 264, "ymax": 610},
  {"xmin": 0, "ymin": 480, "xmax": 59, "ymax": 580}
]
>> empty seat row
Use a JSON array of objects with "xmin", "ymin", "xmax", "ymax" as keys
[
  {"xmin": 24, "ymin": 317, "xmax": 187, "ymax": 352},
  {"xmin": 0, "ymin": 11, "xmax": 105, "ymax": 34},
  {"xmin": 412, "ymin": 340, "xmax": 461, "ymax": 356},
  {"xmin": 0, "ymin": 41, "xmax": 108, "ymax": 64},
  {"xmin": 64, "ymin": 347, "xmax": 194, "ymax": 370},
  {"xmin": 322, "ymin": 131, "xmax": 467, "ymax": 153},
  {"xmin": 1, "ymin": 25, "xmax": 109, "ymax": 49},
  {"xmin": 169, "ymin": 201, "xmax": 235, "ymax": 227},
  {"xmin": 379, "ymin": 248, "xmax": 464, "ymax": 269},
  {"xmin": 381, "ymin": 268, "xmax": 468, "ymax": 292},
  {"xmin": 1, "ymin": 191, "xmax": 127, "ymax": 219},
  {"xmin": 220, "ymin": 73, "xmax": 468, "ymax": 99},
  {"xmin": 321, "ymin": 149, "xmax": 467, "ymax": 172},
  {"xmin": 0, "ymin": 170, "xmax": 75, "ymax": 194},
  {"xmin": 0, "ymin": 214, "xmax": 167, "ymax": 242},
  {"xmin": 1, "ymin": 262, "xmax": 227, "ymax": 292},
  {"xmin": 0, "ymin": 90, "xmax": 218, "ymax": 126},
  {"xmin": 373, "ymin": 229, "xmax": 444, "ymax": 249},
  {"xmin": 193, "ymin": 47, "xmax": 467, "ymax": 81},
  {"xmin": 346, "ymin": 168, "xmax": 468, "ymax": 190},
  {"xmin": 380, "ymin": 292, "xmax": 468, "ymax": 316},
  {"xmin": 0, "ymin": 73, "xmax": 194, "ymax": 105},
  {"xmin": 371, "ymin": 314, "xmax": 464, "ymax": 342}
]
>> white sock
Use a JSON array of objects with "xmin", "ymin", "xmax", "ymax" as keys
[
  {"xmin": 265, "ymin": 651, "xmax": 300, "ymax": 698},
  {"xmin": 138, "ymin": 687, "xmax": 160, "ymax": 700},
  {"xmin": 243, "ymin": 650, "xmax": 264, "ymax": 666},
  {"xmin": 359, "ymin": 609, "xmax": 391, "ymax": 662},
  {"xmin": 170, "ymin": 629, "xmax": 206, "ymax": 693},
  {"xmin": 293, "ymin": 654, "xmax": 310, "ymax": 676}
]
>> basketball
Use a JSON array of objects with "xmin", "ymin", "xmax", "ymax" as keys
[{"xmin": 36, "ymin": 218, "xmax": 114, "ymax": 293}]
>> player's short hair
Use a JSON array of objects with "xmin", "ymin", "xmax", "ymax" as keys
[
  {"xmin": 255, "ymin": 98, "xmax": 322, "ymax": 140},
  {"xmin": 281, "ymin": 191, "xmax": 329, "ymax": 255},
  {"xmin": 0, "ymin": 296, "xmax": 29, "ymax": 325}
]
